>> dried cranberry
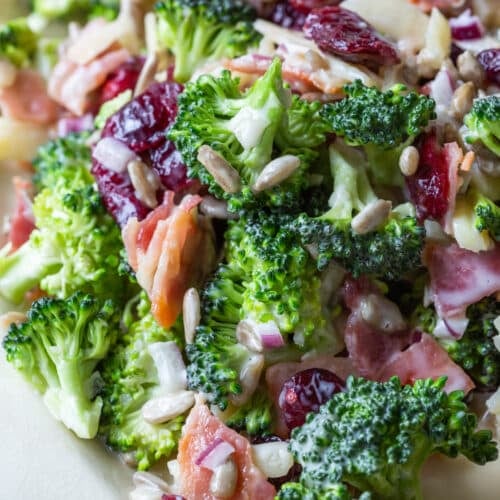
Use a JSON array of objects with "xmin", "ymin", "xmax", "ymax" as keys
[
  {"xmin": 278, "ymin": 368, "xmax": 344, "ymax": 430},
  {"xmin": 100, "ymin": 57, "xmax": 144, "ymax": 104},
  {"xmin": 161, "ymin": 495, "xmax": 185, "ymax": 500},
  {"xmin": 303, "ymin": 6, "xmax": 400, "ymax": 68},
  {"xmin": 146, "ymin": 140, "xmax": 192, "ymax": 192},
  {"xmin": 477, "ymin": 49, "xmax": 500, "ymax": 86},
  {"xmin": 405, "ymin": 132, "xmax": 449, "ymax": 223},
  {"xmin": 103, "ymin": 81, "xmax": 183, "ymax": 152},
  {"xmin": 289, "ymin": 0, "xmax": 341, "ymax": 14},
  {"xmin": 91, "ymin": 161, "xmax": 150, "ymax": 227},
  {"xmin": 269, "ymin": 1, "xmax": 307, "ymax": 30},
  {"xmin": 451, "ymin": 24, "xmax": 483, "ymax": 41}
]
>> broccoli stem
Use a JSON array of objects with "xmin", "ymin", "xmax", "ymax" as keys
[
  {"xmin": 0, "ymin": 241, "xmax": 59, "ymax": 304},
  {"xmin": 43, "ymin": 359, "xmax": 103, "ymax": 439}
]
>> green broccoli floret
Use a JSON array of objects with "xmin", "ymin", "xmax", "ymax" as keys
[
  {"xmin": 277, "ymin": 482, "xmax": 357, "ymax": 500},
  {"xmin": 2, "ymin": 292, "xmax": 118, "ymax": 438},
  {"xmin": 0, "ymin": 18, "xmax": 38, "ymax": 67},
  {"xmin": 291, "ymin": 145, "xmax": 425, "ymax": 280},
  {"xmin": 169, "ymin": 59, "xmax": 326, "ymax": 212},
  {"xmin": 289, "ymin": 376, "xmax": 497, "ymax": 500},
  {"xmin": 187, "ymin": 213, "xmax": 335, "ymax": 409},
  {"xmin": 421, "ymin": 297, "xmax": 500, "ymax": 390},
  {"xmin": 155, "ymin": 0, "xmax": 259, "ymax": 83},
  {"xmin": 464, "ymin": 96, "xmax": 500, "ymax": 157},
  {"xmin": 321, "ymin": 80, "xmax": 436, "ymax": 186},
  {"xmin": 473, "ymin": 190, "xmax": 500, "ymax": 241},
  {"xmin": 32, "ymin": 0, "xmax": 118, "ymax": 21},
  {"xmin": 98, "ymin": 294, "xmax": 185, "ymax": 470},
  {"xmin": 224, "ymin": 387, "xmax": 274, "ymax": 436},
  {"xmin": 0, "ymin": 134, "xmax": 128, "ymax": 304}
]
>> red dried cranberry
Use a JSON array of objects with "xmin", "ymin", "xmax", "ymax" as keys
[
  {"xmin": 451, "ymin": 23, "xmax": 483, "ymax": 41},
  {"xmin": 146, "ymin": 140, "xmax": 192, "ymax": 192},
  {"xmin": 103, "ymin": 81, "xmax": 183, "ymax": 153},
  {"xmin": 278, "ymin": 368, "xmax": 344, "ymax": 430},
  {"xmin": 269, "ymin": 1, "xmax": 308, "ymax": 30},
  {"xmin": 91, "ymin": 161, "xmax": 150, "ymax": 227},
  {"xmin": 289, "ymin": 0, "xmax": 341, "ymax": 14},
  {"xmin": 405, "ymin": 132, "xmax": 449, "ymax": 223},
  {"xmin": 477, "ymin": 49, "xmax": 500, "ymax": 86},
  {"xmin": 100, "ymin": 57, "xmax": 144, "ymax": 104},
  {"xmin": 161, "ymin": 495, "xmax": 185, "ymax": 500},
  {"xmin": 303, "ymin": 6, "xmax": 400, "ymax": 68}
]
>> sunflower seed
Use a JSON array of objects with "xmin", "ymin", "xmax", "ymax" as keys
[
  {"xmin": 183, "ymin": 288, "xmax": 200, "ymax": 344},
  {"xmin": 209, "ymin": 459, "xmax": 238, "ymax": 499},
  {"xmin": 197, "ymin": 145, "xmax": 241, "ymax": 194},
  {"xmin": 127, "ymin": 159, "xmax": 161, "ymax": 209},
  {"xmin": 199, "ymin": 196, "xmax": 238, "ymax": 220},
  {"xmin": 351, "ymin": 199, "xmax": 392, "ymax": 235},
  {"xmin": 252, "ymin": 155, "xmax": 300, "ymax": 192},
  {"xmin": 399, "ymin": 145, "xmax": 419, "ymax": 176},
  {"xmin": 134, "ymin": 53, "xmax": 159, "ymax": 96}
]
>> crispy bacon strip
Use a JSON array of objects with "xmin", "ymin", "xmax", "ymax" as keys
[{"xmin": 122, "ymin": 192, "xmax": 215, "ymax": 328}]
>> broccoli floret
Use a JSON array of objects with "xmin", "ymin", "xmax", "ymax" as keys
[
  {"xmin": 33, "ymin": 0, "xmax": 118, "ymax": 21},
  {"xmin": 0, "ymin": 18, "xmax": 38, "ymax": 67},
  {"xmin": 224, "ymin": 387, "xmax": 274, "ymax": 436},
  {"xmin": 438, "ymin": 298, "xmax": 500, "ymax": 390},
  {"xmin": 291, "ymin": 145, "xmax": 425, "ymax": 280},
  {"xmin": 289, "ymin": 376, "xmax": 497, "ymax": 500},
  {"xmin": 277, "ymin": 482, "xmax": 357, "ymax": 500},
  {"xmin": 169, "ymin": 59, "xmax": 326, "ymax": 212},
  {"xmin": 98, "ymin": 294, "xmax": 185, "ymax": 470},
  {"xmin": 155, "ymin": 0, "xmax": 259, "ymax": 83},
  {"xmin": 321, "ymin": 80, "xmax": 436, "ymax": 186},
  {"xmin": 2, "ymin": 292, "xmax": 118, "ymax": 438},
  {"xmin": 187, "ymin": 213, "xmax": 335, "ymax": 409},
  {"xmin": 0, "ymin": 134, "xmax": 128, "ymax": 304},
  {"xmin": 464, "ymin": 96, "xmax": 500, "ymax": 157},
  {"xmin": 473, "ymin": 190, "xmax": 500, "ymax": 241}
]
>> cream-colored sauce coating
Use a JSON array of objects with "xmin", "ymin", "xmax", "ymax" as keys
[{"xmin": 0, "ymin": 0, "xmax": 499, "ymax": 497}]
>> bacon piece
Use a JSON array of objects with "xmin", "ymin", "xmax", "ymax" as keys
[
  {"xmin": 8, "ymin": 177, "xmax": 35, "ymax": 251},
  {"xmin": 378, "ymin": 333, "xmax": 475, "ymax": 393},
  {"xmin": 178, "ymin": 400, "xmax": 276, "ymax": 500},
  {"xmin": 344, "ymin": 312, "xmax": 412, "ymax": 378},
  {"xmin": 266, "ymin": 355, "xmax": 355, "ymax": 437},
  {"xmin": 49, "ymin": 48, "xmax": 130, "ymax": 116},
  {"xmin": 0, "ymin": 70, "xmax": 58, "ymax": 125},
  {"xmin": 425, "ymin": 243, "xmax": 500, "ymax": 319},
  {"xmin": 122, "ymin": 192, "xmax": 215, "ymax": 328},
  {"xmin": 341, "ymin": 276, "xmax": 474, "ymax": 394}
]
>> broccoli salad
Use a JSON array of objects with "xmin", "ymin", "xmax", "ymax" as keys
[{"xmin": 0, "ymin": 0, "xmax": 499, "ymax": 498}]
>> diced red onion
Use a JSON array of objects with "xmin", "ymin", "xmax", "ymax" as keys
[
  {"xmin": 429, "ymin": 69, "xmax": 455, "ymax": 110},
  {"xmin": 92, "ymin": 137, "xmax": 137, "ymax": 173},
  {"xmin": 148, "ymin": 341, "xmax": 187, "ymax": 393},
  {"xmin": 195, "ymin": 438, "xmax": 235, "ymax": 471},
  {"xmin": 257, "ymin": 321, "xmax": 285, "ymax": 348},
  {"xmin": 449, "ymin": 9, "xmax": 485, "ymax": 41},
  {"xmin": 434, "ymin": 314, "xmax": 469, "ymax": 340},
  {"xmin": 57, "ymin": 114, "xmax": 94, "ymax": 137}
]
